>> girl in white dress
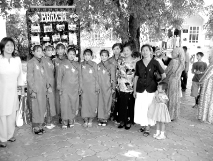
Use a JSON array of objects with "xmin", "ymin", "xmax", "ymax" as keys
[{"xmin": 147, "ymin": 82, "xmax": 171, "ymax": 140}]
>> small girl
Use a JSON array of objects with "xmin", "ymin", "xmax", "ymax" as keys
[
  {"xmin": 27, "ymin": 45, "xmax": 50, "ymax": 135},
  {"xmin": 97, "ymin": 49, "xmax": 116, "ymax": 126},
  {"xmin": 81, "ymin": 49, "xmax": 99, "ymax": 127},
  {"xmin": 52, "ymin": 43, "xmax": 66, "ymax": 123},
  {"xmin": 147, "ymin": 82, "xmax": 171, "ymax": 140},
  {"xmin": 57, "ymin": 48, "xmax": 81, "ymax": 129}
]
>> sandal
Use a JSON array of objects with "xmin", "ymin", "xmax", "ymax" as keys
[
  {"xmin": 0, "ymin": 142, "xmax": 7, "ymax": 148},
  {"xmin": 8, "ymin": 137, "xmax": 16, "ymax": 142},
  {"xmin": 139, "ymin": 127, "xmax": 145, "ymax": 132},
  {"xmin": 143, "ymin": 131, "xmax": 150, "ymax": 137},
  {"xmin": 87, "ymin": 122, "xmax": 93, "ymax": 128},
  {"xmin": 62, "ymin": 125, "xmax": 68, "ymax": 129},
  {"xmin": 102, "ymin": 122, "xmax": 107, "ymax": 127},
  {"xmin": 83, "ymin": 122, "xmax": 88, "ymax": 128},
  {"xmin": 32, "ymin": 128, "xmax": 43, "ymax": 135}
]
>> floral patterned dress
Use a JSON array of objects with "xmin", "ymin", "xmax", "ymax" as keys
[
  {"xmin": 198, "ymin": 64, "xmax": 213, "ymax": 124},
  {"xmin": 117, "ymin": 58, "xmax": 137, "ymax": 93},
  {"xmin": 164, "ymin": 58, "xmax": 184, "ymax": 120}
]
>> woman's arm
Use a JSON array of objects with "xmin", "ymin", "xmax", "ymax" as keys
[
  {"xmin": 133, "ymin": 76, "xmax": 138, "ymax": 98},
  {"xmin": 199, "ymin": 65, "xmax": 213, "ymax": 84}
]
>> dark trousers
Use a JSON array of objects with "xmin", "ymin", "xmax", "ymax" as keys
[
  {"xmin": 111, "ymin": 90, "xmax": 120, "ymax": 122},
  {"xmin": 118, "ymin": 91, "xmax": 135, "ymax": 125},
  {"xmin": 181, "ymin": 71, "xmax": 188, "ymax": 90}
]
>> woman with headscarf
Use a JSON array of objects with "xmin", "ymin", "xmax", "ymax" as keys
[
  {"xmin": 198, "ymin": 50, "xmax": 213, "ymax": 124},
  {"xmin": 164, "ymin": 47, "xmax": 185, "ymax": 121}
]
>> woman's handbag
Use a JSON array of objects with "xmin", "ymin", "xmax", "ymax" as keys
[
  {"xmin": 16, "ymin": 96, "xmax": 24, "ymax": 127},
  {"xmin": 154, "ymin": 70, "xmax": 162, "ymax": 82}
]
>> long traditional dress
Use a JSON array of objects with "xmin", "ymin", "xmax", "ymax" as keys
[
  {"xmin": 97, "ymin": 61, "xmax": 116, "ymax": 121},
  {"xmin": 81, "ymin": 60, "xmax": 99, "ymax": 119},
  {"xmin": 198, "ymin": 64, "xmax": 213, "ymax": 124},
  {"xmin": 53, "ymin": 56, "xmax": 66, "ymax": 116},
  {"xmin": 0, "ymin": 55, "xmax": 24, "ymax": 142},
  {"xmin": 164, "ymin": 58, "xmax": 184, "ymax": 120},
  {"xmin": 57, "ymin": 59, "xmax": 81, "ymax": 121},
  {"xmin": 27, "ymin": 57, "xmax": 47, "ymax": 125},
  {"xmin": 42, "ymin": 57, "xmax": 56, "ymax": 120}
]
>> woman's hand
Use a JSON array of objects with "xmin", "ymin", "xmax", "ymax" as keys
[
  {"xmin": 47, "ymin": 87, "xmax": 52, "ymax": 93},
  {"xmin": 31, "ymin": 92, "xmax": 37, "ymax": 99},
  {"xmin": 133, "ymin": 91, "xmax": 137, "ymax": 98}
]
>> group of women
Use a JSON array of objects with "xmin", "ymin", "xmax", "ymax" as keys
[{"xmin": 0, "ymin": 35, "xmax": 213, "ymax": 147}]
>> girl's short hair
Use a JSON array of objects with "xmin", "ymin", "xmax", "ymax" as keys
[
  {"xmin": 112, "ymin": 43, "xmax": 123, "ymax": 51},
  {"xmin": 56, "ymin": 43, "xmax": 65, "ymax": 50},
  {"xmin": 83, "ymin": 48, "xmax": 93, "ymax": 56},
  {"xmin": 123, "ymin": 41, "xmax": 135, "ymax": 51},
  {"xmin": 100, "ymin": 49, "xmax": 110, "ymax": 57},
  {"xmin": 0, "ymin": 37, "xmax": 16, "ymax": 57},
  {"xmin": 132, "ymin": 51, "xmax": 141, "ymax": 58},
  {"xmin": 67, "ymin": 47, "xmax": 76, "ymax": 54},
  {"xmin": 196, "ymin": 52, "xmax": 204, "ymax": 57},
  {"xmin": 141, "ymin": 44, "xmax": 152, "ymax": 52},
  {"xmin": 158, "ymin": 82, "xmax": 168, "ymax": 91},
  {"xmin": 32, "ymin": 45, "xmax": 43, "ymax": 52}
]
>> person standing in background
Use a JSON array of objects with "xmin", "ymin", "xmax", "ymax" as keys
[{"xmin": 181, "ymin": 46, "xmax": 190, "ymax": 92}]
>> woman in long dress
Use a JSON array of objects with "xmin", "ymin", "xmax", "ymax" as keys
[
  {"xmin": 198, "ymin": 49, "xmax": 213, "ymax": 124},
  {"xmin": 164, "ymin": 47, "xmax": 185, "ymax": 121},
  {"xmin": 0, "ymin": 37, "xmax": 24, "ymax": 147}
]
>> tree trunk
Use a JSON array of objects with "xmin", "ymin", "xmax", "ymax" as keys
[{"xmin": 129, "ymin": 14, "xmax": 140, "ymax": 51}]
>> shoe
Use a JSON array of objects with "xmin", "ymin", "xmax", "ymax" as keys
[
  {"xmin": 118, "ymin": 124, "xmax": 124, "ymax": 129},
  {"xmin": 125, "ymin": 124, "xmax": 131, "ymax": 130},
  {"xmin": 40, "ymin": 128, "xmax": 46, "ymax": 133},
  {"xmin": 8, "ymin": 137, "xmax": 16, "ymax": 142},
  {"xmin": 45, "ymin": 124, "xmax": 55, "ymax": 129},
  {"xmin": 153, "ymin": 133, "xmax": 160, "ymax": 138},
  {"xmin": 192, "ymin": 105, "xmax": 198, "ymax": 108},
  {"xmin": 156, "ymin": 134, "xmax": 166, "ymax": 140},
  {"xmin": 102, "ymin": 122, "xmax": 107, "ymax": 127},
  {"xmin": 83, "ymin": 122, "xmax": 88, "ymax": 128},
  {"xmin": 88, "ymin": 122, "xmax": 93, "ymax": 128},
  {"xmin": 139, "ymin": 127, "xmax": 145, "ymax": 132},
  {"xmin": 0, "ymin": 142, "xmax": 7, "ymax": 148},
  {"xmin": 62, "ymin": 125, "xmax": 68, "ymax": 129},
  {"xmin": 114, "ymin": 121, "xmax": 120, "ymax": 125},
  {"xmin": 69, "ymin": 120, "xmax": 75, "ymax": 127},
  {"xmin": 98, "ymin": 122, "xmax": 102, "ymax": 126},
  {"xmin": 32, "ymin": 127, "xmax": 43, "ymax": 135},
  {"xmin": 143, "ymin": 131, "xmax": 150, "ymax": 137}
]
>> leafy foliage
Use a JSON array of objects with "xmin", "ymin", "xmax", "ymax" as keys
[
  {"xmin": 205, "ymin": 5, "xmax": 213, "ymax": 38},
  {"xmin": 0, "ymin": 0, "xmax": 204, "ymax": 50},
  {"xmin": 6, "ymin": 12, "xmax": 28, "ymax": 60}
]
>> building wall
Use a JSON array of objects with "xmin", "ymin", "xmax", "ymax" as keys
[{"xmin": 181, "ymin": 14, "xmax": 205, "ymax": 48}]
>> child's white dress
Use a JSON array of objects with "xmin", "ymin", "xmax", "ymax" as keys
[{"xmin": 148, "ymin": 91, "xmax": 171, "ymax": 123}]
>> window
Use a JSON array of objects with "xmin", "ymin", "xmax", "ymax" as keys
[{"xmin": 189, "ymin": 27, "xmax": 199, "ymax": 43}]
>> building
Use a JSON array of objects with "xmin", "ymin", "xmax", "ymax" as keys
[{"xmin": 181, "ymin": 13, "xmax": 205, "ymax": 48}]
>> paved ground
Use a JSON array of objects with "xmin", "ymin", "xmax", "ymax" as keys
[{"xmin": 1, "ymin": 47, "xmax": 213, "ymax": 161}]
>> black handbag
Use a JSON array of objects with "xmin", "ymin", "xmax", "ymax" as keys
[{"xmin": 154, "ymin": 70, "xmax": 162, "ymax": 82}]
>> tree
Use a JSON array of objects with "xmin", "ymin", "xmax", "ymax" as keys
[
  {"xmin": 6, "ymin": 12, "xmax": 28, "ymax": 60},
  {"xmin": 205, "ymin": 5, "xmax": 213, "ymax": 38},
  {"xmin": 1, "ymin": 0, "xmax": 204, "ymax": 51}
]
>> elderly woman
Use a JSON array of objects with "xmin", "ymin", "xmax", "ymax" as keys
[
  {"xmin": 198, "ymin": 50, "xmax": 213, "ymax": 124},
  {"xmin": 0, "ymin": 37, "xmax": 24, "ymax": 147},
  {"xmin": 164, "ymin": 47, "xmax": 185, "ymax": 121}
]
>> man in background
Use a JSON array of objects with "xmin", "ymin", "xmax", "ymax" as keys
[{"xmin": 181, "ymin": 46, "xmax": 190, "ymax": 92}]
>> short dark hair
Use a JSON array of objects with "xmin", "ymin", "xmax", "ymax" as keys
[
  {"xmin": 0, "ymin": 37, "xmax": 16, "ymax": 57},
  {"xmin": 123, "ymin": 41, "xmax": 135, "ymax": 52},
  {"xmin": 112, "ymin": 43, "xmax": 122, "ymax": 51},
  {"xmin": 100, "ymin": 49, "xmax": 110, "ymax": 57},
  {"xmin": 132, "ymin": 51, "xmax": 141, "ymax": 58},
  {"xmin": 183, "ymin": 46, "xmax": 187, "ymax": 51},
  {"xmin": 196, "ymin": 52, "xmax": 204, "ymax": 57},
  {"xmin": 32, "ymin": 45, "xmax": 43, "ymax": 52},
  {"xmin": 67, "ymin": 47, "xmax": 76, "ymax": 54},
  {"xmin": 141, "ymin": 44, "xmax": 152, "ymax": 52},
  {"xmin": 45, "ymin": 45, "xmax": 54, "ymax": 51},
  {"xmin": 56, "ymin": 43, "xmax": 65, "ymax": 50},
  {"xmin": 83, "ymin": 48, "xmax": 93, "ymax": 56},
  {"xmin": 158, "ymin": 82, "xmax": 168, "ymax": 92}
]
